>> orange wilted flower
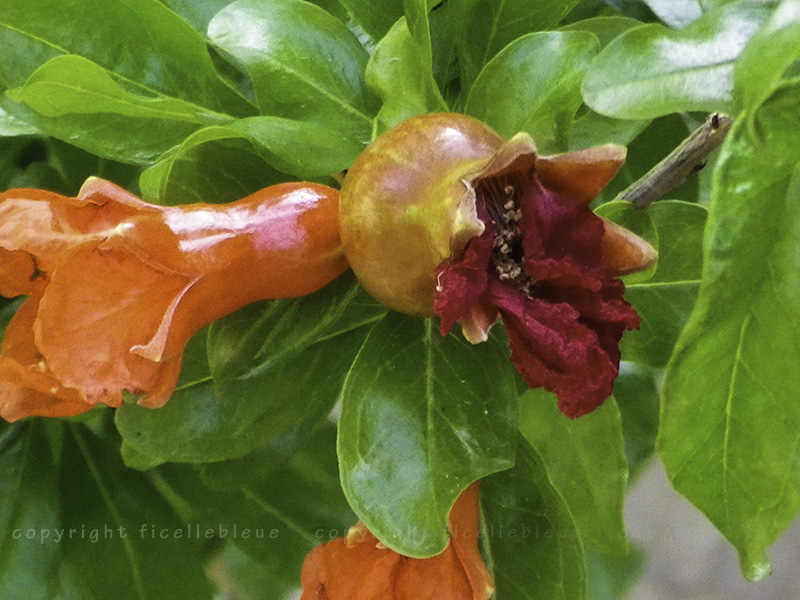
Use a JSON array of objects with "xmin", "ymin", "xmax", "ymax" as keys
[
  {"xmin": 300, "ymin": 482, "xmax": 494, "ymax": 600},
  {"xmin": 0, "ymin": 177, "xmax": 347, "ymax": 422}
]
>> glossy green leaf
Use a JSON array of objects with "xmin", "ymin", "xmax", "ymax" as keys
[
  {"xmin": 208, "ymin": 0, "xmax": 375, "ymax": 144},
  {"xmin": 140, "ymin": 116, "xmax": 362, "ymax": 204},
  {"xmin": 465, "ymin": 31, "xmax": 598, "ymax": 153},
  {"xmin": 0, "ymin": 105, "xmax": 36, "ymax": 136},
  {"xmin": 0, "ymin": 0, "xmax": 252, "ymax": 116},
  {"xmin": 58, "ymin": 422, "xmax": 212, "ymax": 600},
  {"xmin": 561, "ymin": 16, "xmax": 646, "ymax": 48},
  {"xmin": 138, "ymin": 126, "xmax": 290, "ymax": 205},
  {"xmin": 338, "ymin": 313, "xmax": 518, "ymax": 557},
  {"xmin": 596, "ymin": 200, "xmax": 707, "ymax": 367},
  {"xmin": 233, "ymin": 116, "xmax": 366, "ymax": 176},
  {"xmin": 460, "ymin": 0, "xmax": 583, "ymax": 85},
  {"xmin": 642, "ymin": 0, "xmax": 703, "ymax": 28},
  {"xmin": 519, "ymin": 390, "xmax": 628, "ymax": 555},
  {"xmin": 569, "ymin": 111, "xmax": 650, "ymax": 151},
  {"xmin": 582, "ymin": 2, "xmax": 775, "ymax": 119},
  {"xmin": 159, "ymin": 0, "xmax": 233, "ymax": 34},
  {"xmin": 6, "ymin": 56, "xmax": 232, "ymax": 164},
  {"xmin": 0, "ymin": 421, "xmax": 61, "ymax": 599},
  {"xmin": 338, "ymin": 0, "xmax": 405, "ymax": 42},
  {"xmin": 482, "ymin": 437, "xmax": 586, "ymax": 600},
  {"xmin": 735, "ymin": 0, "xmax": 800, "ymax": 115},
  {"xmin": 116, "ymin": 275, "xmax": 385, "ymax": 464},
  {"xmin": 366, "ymin": 14, "xmax": 448, "ymax": 133},
  {"xmin": 151, "ymin": 425, "xmax": 355, "ymax": 588},
  {"xmin": 612, "ymin": 362, "xmax": 660, "ymax": 480},
  {"xmin": 660, "ymin": 108, "xmax": 800, "ymax": 580},
  {"xmin": 599, "ymin": 0, "xmax": 657, "ymax": 21}
]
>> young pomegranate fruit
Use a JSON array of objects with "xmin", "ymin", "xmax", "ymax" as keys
[{"xmin": 340, "ymin": 113, "xmax": 656, "ymax": 417}]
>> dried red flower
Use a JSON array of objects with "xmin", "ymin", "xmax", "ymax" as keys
[
  {"xmin": 0, "ymin": 178, "xmax": 346, "ymax": 422},
  {"xmin": 341, "ymin": 113, "xmax": 656, "ymax": 418},
  {"xmin": 300, "ymin": 482, "xmax": 493, "ymax": 600}
]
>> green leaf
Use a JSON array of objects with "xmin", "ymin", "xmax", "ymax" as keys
[
  {"xmin": 212, "ymin": 543, "xmax": 303, "ymax": 600},
  {"xmin": 585, "ymin": 545, "xmax": 644, "ymax": 600},
  {"xmin": 0, "ymin": 421, "xmax": 61, "ymax": 599},
  {"xmin": 482, "ymin": 436, "xmax": 586, "ymax": 600},
  {"xmin": 0, "ymin": 104, "xmax": 37, "ymax": 136},
  {"xmin": 338, "ymin": 0, "xmax": 405, "ymax": 42},
  {"xmin": 465, "ymin": 31, "xmax": 598, "ymax": 153},
  {"xmin": 561, "ymin": 16, "xmax": 646, "ymax": 49},
  {"xmin": 519, "ymin": 390, "xmax": 628, "ymax": 555},
  {"xmin": 233, "ymin": 116, "xmax": 366, "ymax": 176},
  {"xmin": 596, "ymin": 200, "xmax": 708, "ymax": 367},
  {"xmin": 0, "ymin": 0, "xmax": 253, "ymax": 116},
  {"xmin": 151, "ymin": 424, "xmax": 355, "ymax": 589},
  {"xmin": 0, "ymin": 299, "xmax": 23, "ymax": 346},
  {"xmin": 139, "ymin": 126, "xmax": 290, "ymax": 205},
  {"xmin": 659, "ymin": 111, "xmax": 800, "ymax": 580},
  {"xmin": 642, "ymin": 0, "xmax": 703, "ymax": 28},
  {"xmin": 582, "ymin": 1, "xmax": 775, "ymax": 119},
  {"xmin": 338, "ymin": 313, "xmax": 518, "ymax": 557},
  {"xmin": 460, "ymin": 0, "xmax": 583, "ymax": 86},
  {"xmin": 735, "ymin": 0, "xmax": 800, "ymax": 115},
  {"xmin": 6, "ymin": 56, "xmax": 233, "ymax": 164},
  {"xmin": 208, "ymin": 0, "xmax": 375, "ymax": 144},
  {"xmin": 140, "ymin": 116, "xmax": 363, "ymax": 204},
  {"xmin": 366, "ymin": 14, "xmax": 448, "ymax": 133},
  {"xmin": 116, "ymin": 275, "xmax": 385, "ymax": 464},
  {"xmin": 612, "ymin": 362, "xmax": 660, "ymax": 480},
  {"xmin": 57, "ymin": 422, "xmax": 213, "ymax": 600},
  {"xmin": 159, "ymin": 0, "xmax": 233, "ymax": 34},
  {"xmin": 569, "ymin": 111, "xmax": 650, "ymax": 151}
]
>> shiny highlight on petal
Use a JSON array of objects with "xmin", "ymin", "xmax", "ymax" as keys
[{"xmin": 0, "ymin": 179, "xmax": 346, "ymax": 421}]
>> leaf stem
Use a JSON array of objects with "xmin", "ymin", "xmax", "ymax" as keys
[{"xmin": 616, "ymin": 113, "xmax": 733, "ymax": 208}]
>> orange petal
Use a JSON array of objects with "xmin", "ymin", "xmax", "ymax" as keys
[
  {"xmin": 449, "ymin": 482, "xmax": 495, "ymax": 600},
  {"xmin": 394, "ymin": 544, "xmax": 473, "ymax": 599},
  {"xmin": 299, "ymin": 483, "xmax": 493, "ymax": 600},
  {"xmin": 34, "ymin": 237, "xmax": 193, "ymax": 407},
  {"xmin": 0, "ymin": 297, "xmax": 89, "ymax": 421},
  {"xmin": 300, "ymin": 524, "xmax": 400, "ymax": 600},
  {"xmin": 2, "ymin": 178, "xmax": 347, "ymax": 416},
  {"xmin": 536, "ymin": 144, "xmax": 627, "ymax": 206},
  {"xmin": 0, "ymin": 184, "xmax": 149, "ymax": 275},
  {"xmin": 600, "ymin": 218, "xmax": 658, "ymax": 276},
  {"xmin": 0, "ymin": 248, "xmax": 47, "ymax": 297}
]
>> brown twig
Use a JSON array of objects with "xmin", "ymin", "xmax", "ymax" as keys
[{"xmin": 616, "ymin": 113, "xmax": 733, "ymax": 209}]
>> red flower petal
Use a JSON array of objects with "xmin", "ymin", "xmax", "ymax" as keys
[
  {"xmin": 434, "ymin": 216, "xmax": 497, "ymax": 342},
  {"xmin": 489, "ymin": 280, "xmax": 621, "ymax": 418},
  {"xmin": 433, "ymin": 150, "xmax": 642, "ymax": 417}
]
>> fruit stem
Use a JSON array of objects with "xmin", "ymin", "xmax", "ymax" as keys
[{"xmin": 615, "ymin": 113, "xmax": 733, "ymax": 209}]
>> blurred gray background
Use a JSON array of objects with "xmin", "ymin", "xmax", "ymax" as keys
[{"xmin": 626, "ymin": 461, "xmax": 800, "ymax": 600}]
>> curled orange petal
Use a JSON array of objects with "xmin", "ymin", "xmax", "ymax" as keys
[
  {"xmin": 0, "ymin": 178, "xmax": 347, "ymax": 421},
  {"xmin": 0, "ymin": 297, "xmax": 88, "ymax": 421},
  {"xmin": 535, "ymin": 144, "xmax": 627, "ymax": 206},
  {"xmin": 600, "ymin": 217, "xmax": 658, "ymax": 276},
  {"xmin": 300, "ymin": 482, "xmax": 494, "ymax": 600}
]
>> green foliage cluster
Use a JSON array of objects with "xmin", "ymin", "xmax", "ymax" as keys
[{"xmin": 1, "ymin": 0, "xmax": 799, "ymax": 598}]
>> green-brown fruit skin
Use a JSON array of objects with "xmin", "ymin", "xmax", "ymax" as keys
[{"xmin": 340, "ymin": 113, "xmax": 504, "ymax": 316}]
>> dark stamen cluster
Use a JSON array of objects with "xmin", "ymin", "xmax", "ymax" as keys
[{"xmin": 482, "ymin": 180, "xmax": 535, "ymax": 297}]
